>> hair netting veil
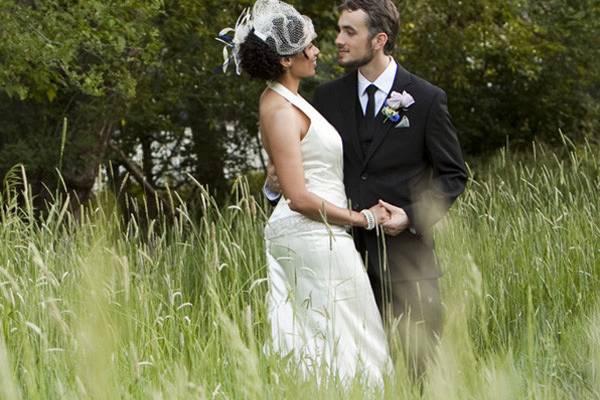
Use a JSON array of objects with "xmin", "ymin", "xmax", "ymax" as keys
[{"xmin": 219, "ymin": 0, "xmax": 317, "ymax": 74}]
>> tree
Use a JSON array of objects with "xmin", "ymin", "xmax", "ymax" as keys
[
  {"xmin": 395, "ymin": 0, "xmax": 599, "ymax": 154},
  {"xmin": 0, "ymin": 0, "xmax": 163, "ymax": 210}
]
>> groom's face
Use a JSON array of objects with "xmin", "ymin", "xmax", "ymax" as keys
[{"xmin": 336, "ymin": 9, "xmax": 375, "ymax": 68}]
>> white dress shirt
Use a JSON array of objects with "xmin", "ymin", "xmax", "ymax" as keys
[{"xmin": 357, "ymin": 57, "xmax": 398, "ymax": 117}]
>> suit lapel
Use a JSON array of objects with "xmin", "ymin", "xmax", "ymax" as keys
[
  {"xmin": 363, "ymin": 64, "xmax": 413, "ymax": 167},
  {"xmin": 337, "ymin": 73, "xmax": 364, "ymax": 162}
]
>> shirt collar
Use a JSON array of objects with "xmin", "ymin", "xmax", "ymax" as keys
[{"xmin": 357, "ymin": 57, "xmax": 398, "ymax": 96}]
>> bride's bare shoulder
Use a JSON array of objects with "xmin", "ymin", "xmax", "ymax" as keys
[{"xmin": 259, "ymin": 90, "xmax": 296, "ymax": 127}]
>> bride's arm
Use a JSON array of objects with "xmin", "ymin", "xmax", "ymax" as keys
[{"xmin": 261, "ymin": 106, "xmax": 381, "ymax": 228}]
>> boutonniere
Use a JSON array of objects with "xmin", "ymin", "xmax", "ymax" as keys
[{"xmin": 381, "ymin": 90, "xmax": 415, "ymax": 128}]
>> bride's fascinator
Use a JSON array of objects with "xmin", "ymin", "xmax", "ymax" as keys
[{"xmin": 216, "ymin": 0, "xmax": 317, "ymax": 75}]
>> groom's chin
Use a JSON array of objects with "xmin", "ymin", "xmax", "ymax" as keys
[
  {"xmin": 337, "ymin": 56, "xmax": 359, "ymax": 69},
  {"xmin": 338, "ymin": 60, "xmax": 358, "ymax": 70},
  {"xmin": 338, "ymin": 52, "xmax": 374, "ymax": 70}
]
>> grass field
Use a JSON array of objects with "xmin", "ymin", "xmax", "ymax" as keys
[{"xmin": 0, "ymin": 139, "xmax": 598, "ymax": 399}]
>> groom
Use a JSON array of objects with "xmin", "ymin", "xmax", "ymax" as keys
[{"xmin": 267, "ymin": 0, "xmax": 467, "ymax": 376}]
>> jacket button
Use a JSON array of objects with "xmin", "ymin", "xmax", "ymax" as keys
[{"xmin": 361, "ymin": 174, "xmax": 368, "ymax": 181}]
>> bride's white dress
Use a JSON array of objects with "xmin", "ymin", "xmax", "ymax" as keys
[{"xmin": 264, "ymin": 82, "xmax": 391, "ymax": 385}]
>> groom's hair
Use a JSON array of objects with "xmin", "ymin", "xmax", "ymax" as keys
[{"xmin": 338, "ymin": 0, "xmax": 400, "ymax": 55}]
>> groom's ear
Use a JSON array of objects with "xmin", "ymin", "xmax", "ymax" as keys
[{"xmin": 372, "ymin": 32, "xmax": 389, "ymax": 52}]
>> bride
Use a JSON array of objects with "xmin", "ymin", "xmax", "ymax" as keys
[{"xmin": 223, "ymin": 0, "xmax": 391, "ymax": 385}]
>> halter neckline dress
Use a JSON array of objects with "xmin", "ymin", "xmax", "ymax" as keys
[{"xmin": 264, "ymin": 81, "xmax": 391, "ymax": 385}]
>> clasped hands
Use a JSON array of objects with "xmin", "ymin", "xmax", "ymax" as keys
[
  {"xmin": 266, "ymin": 163, "xmax": 409, "ymax": 237},
  {"xmin": 367, "ymin": 200, "xmax": 410, "ymax": 236}
]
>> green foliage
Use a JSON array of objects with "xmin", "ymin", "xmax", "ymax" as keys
[
  {"xmin": 119, "ymin": 0, "xmax": 265, "ymax": 198},
  {"xmin": 396, "ymin": 0, "xmax": 600, "ymax": 153},
  {"xmin": 0, "ymin": 0, "xmax": 164, "ymax": 205},
  {"xmin": 0, "ymin": 0, "xmax": 162, "ymax": 101}
]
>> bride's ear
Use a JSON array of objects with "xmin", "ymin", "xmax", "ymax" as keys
[{"xmin": 280, "ymin": 56, "xmax": 293, "ymax": 70}]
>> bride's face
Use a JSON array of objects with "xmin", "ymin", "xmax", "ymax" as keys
[{"xmin": 286, "ymin": 42, "xmax": 320, "ymax": 78}]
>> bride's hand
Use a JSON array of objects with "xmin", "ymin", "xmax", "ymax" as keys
[{"xmin": 369, "ymin": 204, "xmax": 391, "ymax": 225}]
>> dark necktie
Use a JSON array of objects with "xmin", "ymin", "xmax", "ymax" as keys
[{"xmin": 365, "ymin": 84, "xmax": 378, "ymax": 120}]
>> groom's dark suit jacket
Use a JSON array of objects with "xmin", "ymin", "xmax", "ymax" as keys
[{"xmin": 312, "ymin": 64, "xmax": 468, "ymax": 282}]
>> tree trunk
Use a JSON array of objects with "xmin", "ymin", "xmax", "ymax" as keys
[{"xmin": 62, "ymin": 121, "xmax": 114, "ymax": 214}]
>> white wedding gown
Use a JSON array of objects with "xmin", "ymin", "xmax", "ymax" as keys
[{"xmin": 264, "ymin": 82, "xmax": 391, "ymax": 386}]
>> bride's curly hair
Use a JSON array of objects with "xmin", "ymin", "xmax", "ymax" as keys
[{"xmin": 239, "ymin": 31, "xmax": 286, "ymax": 81}]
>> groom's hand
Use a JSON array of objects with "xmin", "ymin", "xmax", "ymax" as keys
[{"xmin": 378, "ymin": 200, "xmax": 410, "ymax": 236}]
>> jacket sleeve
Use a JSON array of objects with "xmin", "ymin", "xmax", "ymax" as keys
[{"xmin": 403, "ymin": 89, "xmax": 468, "ymax": 235}]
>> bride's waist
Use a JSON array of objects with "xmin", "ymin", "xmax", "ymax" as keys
[
  {"xmin": 265, "ymin": 212, "xmax": 348, "ymax": 240},
  {"xmin": 269, "ymin": 196, "xmax": 346, "ymax": 220},
  {"xmin": 266, "ymin": 187, "xmax": 349, "ymax": 238},
  {"xmin": 302, "ymin": 185, "xmax": 347, "ymax": 206}
]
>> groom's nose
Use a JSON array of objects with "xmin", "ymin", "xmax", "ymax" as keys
[{"xmin": 335, "ymin": 32, "xmax": 344, "ymax": 47}]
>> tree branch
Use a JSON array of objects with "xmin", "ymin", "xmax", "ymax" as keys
[{"xmin": 108, "ymin": 141, "xmax": 174, "ymax": 217}]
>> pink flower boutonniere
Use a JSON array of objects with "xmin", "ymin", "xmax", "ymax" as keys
[{"xmin": 381, "ymin": 90, "xmax": 415, "ymax": 128}]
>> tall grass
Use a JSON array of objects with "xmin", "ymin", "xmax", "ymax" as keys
[{"xmin": 0, "ymin": 140, "xmax": 598, "ymax": 399}]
